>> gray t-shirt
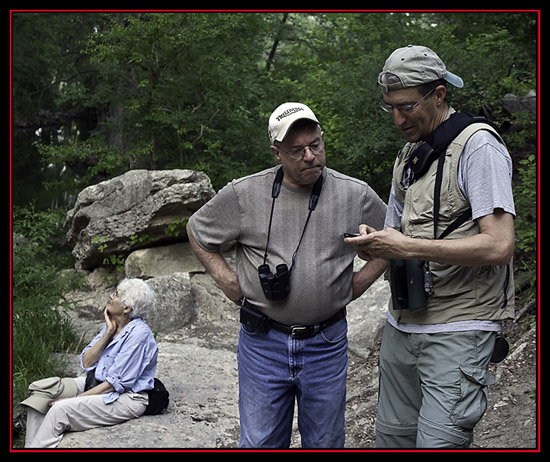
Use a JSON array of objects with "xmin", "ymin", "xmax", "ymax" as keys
[
  {"xmin": 188, "ymin": 166, "xmax": 387, "ymax": 325},
  {"xmin": 384, "ymin": 129, "xmax": 516, "ymax": 333}
]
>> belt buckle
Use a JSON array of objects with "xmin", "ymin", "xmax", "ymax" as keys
[{"xmin": 291, "ymin": 325, "xmax": 309, "ymax": 339}]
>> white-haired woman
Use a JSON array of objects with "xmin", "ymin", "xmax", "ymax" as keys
[{"xmin": 23, "ymin": 278, "xmax": 158, "ymax": 448}]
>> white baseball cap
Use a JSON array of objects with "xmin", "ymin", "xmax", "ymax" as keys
[
  {"xmin": 378, "ymin": 45, "xmax": 464, "ymax": 92},
  {"xmin": 268, "ymin": 102, "xmax": 320, "ymax": 143}
]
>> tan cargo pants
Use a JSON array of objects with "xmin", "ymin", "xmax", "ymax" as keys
[{"xmin": 25, "ymin": 376, "xmax": 148, "ymax": 448}]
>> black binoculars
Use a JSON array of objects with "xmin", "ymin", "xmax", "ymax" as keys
[
  {"xmin": 258, "ymin": 263, "xmax": 291, "ymax": 301},
  {"xmin": 390, "ymin": 259, "xmax": 428, "ymax": 310}
]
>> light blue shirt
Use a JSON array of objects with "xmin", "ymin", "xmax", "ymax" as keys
[{"xmin": 80, "ymin": 318, "xmax": 158, "ymax": 404}]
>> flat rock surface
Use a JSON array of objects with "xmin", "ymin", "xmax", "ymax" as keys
[
  {"xmin": 57, "ymin": 318, "xmax": 537, "ymax": 449},
  {"xmin": 60, "ymin": 338, "xmax": 241, "ymax": 449},
  {"xmin": 53, "ymin": 263, "xmax": 537, "ymax": 450}
]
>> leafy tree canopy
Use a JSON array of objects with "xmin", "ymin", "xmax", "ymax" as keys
[{"xmin": 12, "ymin": 11, "xmax": 537, "ymax": 202}]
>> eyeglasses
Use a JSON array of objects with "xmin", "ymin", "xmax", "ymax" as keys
[
  {"xmin": 276, "ymin": 138, "xmax": 324, "ymax": 160},
  {"xmin": 379, "ymin": 87, "xmax": 436, "ymax": 114}
]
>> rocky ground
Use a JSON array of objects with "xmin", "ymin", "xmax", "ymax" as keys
[
  {"xmin": 14, "ymin": 258, "xmax": 537, "ymax": 451},
  {"xmin": 53, "ymin": 287, "xmax": 537, "ymax": 451}
]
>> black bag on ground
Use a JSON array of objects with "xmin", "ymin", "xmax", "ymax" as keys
[
  {"xmin": 84, "ymin": 369, "xmax": 102, "ymax": 392},
  {"xmin": 144, "ymin": 378, "xmax": 169, "ymax": 415}
]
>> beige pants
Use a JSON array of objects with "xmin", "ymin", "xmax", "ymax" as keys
[{"xmin": 25, "ymin": 376, "xmax": 148, "ymax": 448}]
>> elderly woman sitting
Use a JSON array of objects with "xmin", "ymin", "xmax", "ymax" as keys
[{"xmin": 23, "ymin": 278, "xmax": 158, "ymax": 448}]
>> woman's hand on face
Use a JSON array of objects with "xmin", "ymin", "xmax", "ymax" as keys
[{"xmin": 104, "ymin": 308, "xmax": 117, "ymax": 337}]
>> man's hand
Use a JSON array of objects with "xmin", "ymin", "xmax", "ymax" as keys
[
  {"xmin": 217, "ymin": 269, "xmax": 244, "ymax": 305},
  {"xmin": 345, "ymin": 210, "xmax": 515, "ymax": 267},
  {"xmin": 345, "ymin": 224, "xmax": 411, "ymax": 261}
]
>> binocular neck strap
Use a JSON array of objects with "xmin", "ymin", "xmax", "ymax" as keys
[{"xmin": 262, "ymin": 168, "xmax": 323, "ymax": 268}]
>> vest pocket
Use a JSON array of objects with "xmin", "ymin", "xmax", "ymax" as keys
[{"xmin": 430, "ymin": 262, "xmax": 476, "ymax": 299}]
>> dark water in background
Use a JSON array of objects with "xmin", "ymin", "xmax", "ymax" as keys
[{"xmin": 12, "ymin": 128, "xmax": 78, "ymax": 212}]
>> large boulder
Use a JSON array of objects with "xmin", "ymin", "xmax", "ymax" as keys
[
  {"xmin": 124, "ymin": 242, "xmax": 204, "ymax": 279},
  {"xmin": 146, "ymin": 273, "xmax": 196, "ymax": 333},
  {"xmin": 65, "ymin": 169, "xmax": 215, "ymax": 270}
]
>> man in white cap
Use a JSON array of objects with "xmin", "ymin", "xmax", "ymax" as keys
[
  {"xmin": 187, "ymin": 102, "xmax": 387, "ymax": 448},
  {"xmin": 346, "ymin": 45, "xmax": 516, "ymax": 448}
]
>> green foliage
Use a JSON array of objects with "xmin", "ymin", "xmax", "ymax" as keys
[
  {"xmin": 129, "ymin": 233, "xmax": 152, "ymax": 247},
  {"xmin": 12, "ymin": 11, "xmax": 538, "ymax": 299},
  {"xmin": 12, "ymin": 205, "xmax": 84, "ymax": 404},
  {"xmin": 514, "ymin": 153, "xmax": 537, "ymax": 286},
  {"xmin": 36, "ymin": 135, "xmax": 126, "ymax": 191},
  {"xmin": 164, "ymin": 217, "xmax": 188, "ymax": 238},
  {"xmin": 13, "ymin": 11, "xmax": 537, "ymax": 191},
  {"xmin": 93, "ymin": 236, "xmax": 125, "ymax": 272}
]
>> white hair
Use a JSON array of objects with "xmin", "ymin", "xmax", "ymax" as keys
[{"xmin": 117, "ymin": 278, "xmax": 156, "ymax": 319}]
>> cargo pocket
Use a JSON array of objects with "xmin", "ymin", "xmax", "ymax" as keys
[{"xmin": 450, "ymin": 365, "xmax": 495, "ymax": 429}]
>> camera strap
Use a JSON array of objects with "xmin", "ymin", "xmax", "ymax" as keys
[
  {"xmin": 262, "ymin": 167, "xmax": 323, "ymax": 270},
  {"xmin": 408, "ymin": 112, "xmax": 500, "ymax": 184},
  {"xmin": 406, "ymin": 112, "xmax": 500, "ymax": 240},
  {"xmin": 419, "ymin": 114, "xmax": 507, "ymax": 304}
]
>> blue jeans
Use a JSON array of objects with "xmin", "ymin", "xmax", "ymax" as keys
[{"xmin": 237, "ymin": 318, "xmax": 348, "ymax": 448}]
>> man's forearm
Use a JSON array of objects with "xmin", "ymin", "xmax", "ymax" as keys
[
  {"xmin": 404, "ymin": 233, "xmax": 511, "ymax": 267},
  {"xmin": 186, "ymin": 224, "xmax": 243, "ymax": 304},
  {"xmin": 349, "ymin": 211, "xmax": 514, "ymax": 267},
  {"xmin": 352, "ymin": 258, "xmax": 389, "ymax": 300}
]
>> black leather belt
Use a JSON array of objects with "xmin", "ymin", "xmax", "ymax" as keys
[{"xmin": 240, "ymin": 299, "xmax": 346, "ymax": 340}]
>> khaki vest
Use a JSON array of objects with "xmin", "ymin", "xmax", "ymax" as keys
[{"xmin": 389, "ymin": 108, "xmax": 514, "ymax": 324}]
